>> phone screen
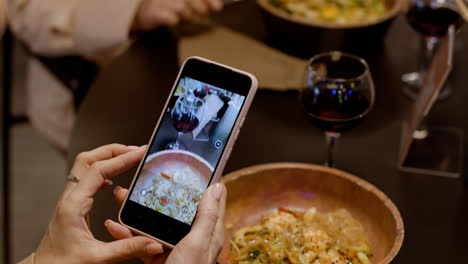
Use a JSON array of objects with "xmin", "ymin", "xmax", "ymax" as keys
[
  {"xmin": 122, "ymin": 58, "xmax": 253, "ymax": 242},
  {"xmin": 128, "ymin": 76, "xmax": 246, "ymax": 225}
]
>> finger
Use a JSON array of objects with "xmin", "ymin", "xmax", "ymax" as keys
[
  {"xmin": 72, "ymin": 144, "xmax": 137, "ymax": 170},
  {"xmin": 189, "ymin": 183, "xmax": 224, "ymax": 242},
  {"xmin": 167, "ymin": 0, "xmax": 185, "ymax": 12},
  {"xmin": 210, "ymin": 183, "xmax": 227, "ymax": 260},
  {"xmin": 155, "ymin": 10, "xmax": 180, "ymax": 26},
  {"xmin": 206, "ymin": 0, "xmax": 223, "ymax": 11},
  {"xmin": 105, "ymin": 220, "xmax": 163, "ymax": 264},
  {"xmin": 97, "ymin": 236, "xmax": 163, "ymax": 263},
  {"xmin": 105, "ymin": 219, "xmax": 133, "ymax": 240},
  {"xmin": 64, "ymin": 144, "xmax": 139, "ymax": 196},
  {"xmin": 187, "ymin": 0, "xmax": 208, "ymax": 15},
  {"xmin": 169, "ymin": 0, "xmax": 193, "ymax": 20},
  {"xmin": 100, "ymin": 179, "xmax": 113, "ymax": 189},
  {"xmin": 71, "ymin": 147, "xmax": 146, "ymax": 200},
  {"xmin": 62, "ymin": 178, "xmax": 112, "ymax": 205},
  {"xmin": 178, "ymin": 5, "xmax": 193, "ymax": 20},
  {"xmin": 114, "ymin": 186, "xmax": 129, "ymax": 206}
]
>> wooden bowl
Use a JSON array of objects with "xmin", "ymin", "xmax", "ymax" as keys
[
  {"xmin": 256, "ymin": 0, "xmax": 403, "ymax": 58},
  {"xmin": 219, "ymin": 163, "xmax": 404, "ymax": 264}
]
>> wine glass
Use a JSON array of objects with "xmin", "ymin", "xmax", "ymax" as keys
[
  {"xmin": 167, "ymin": 94, "xmax": 204, "ymax": 150},
  {"xmin": 401, "ymin": 0, "xmax": 464, "ymax": 100},
  {"xmin": 299, "ymin": 51, "xmax": 375, "ymax": 168}
]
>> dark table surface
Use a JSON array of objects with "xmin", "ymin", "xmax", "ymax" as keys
[{"xmin": 68, "ymin": 1, "xmax": 468, "ymax": 263}]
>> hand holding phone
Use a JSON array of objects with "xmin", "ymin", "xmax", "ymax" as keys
[
  {"xmin": 110, "ymin": 182, "xmax": 226, "ymax": 264},
  {"xmin": 119, "ymin": 57, "xmax": 257, "ymax": 248},
  {"xmin": 32, "ymin": 145, "xmax": 164, "ymax": 264}
]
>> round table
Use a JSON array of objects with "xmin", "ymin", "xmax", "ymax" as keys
[{"xmin": 68, "ymin": 2, "xmax": 468, "ymax": 263}]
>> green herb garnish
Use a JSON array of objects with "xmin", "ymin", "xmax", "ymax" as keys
[
  {"xmin": 255, "ymin": 228, "xmax": 268, "ymax": 236},
  {"xmin": 248, "ymin": 248, "xmax": 260, "ymax": 259}
]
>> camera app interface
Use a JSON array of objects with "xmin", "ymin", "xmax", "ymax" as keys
[{"xmin": 130, "ymin": 76, "xmax": 245, "ymax": 225}]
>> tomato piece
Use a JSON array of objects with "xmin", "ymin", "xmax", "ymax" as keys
[
  {"xmin": 161, "ymin": 172, "xmax": 171, "ymax": 180},
  {"xmin": 278, "ymin": 207, "xmax": 296, "ymax": 217}
]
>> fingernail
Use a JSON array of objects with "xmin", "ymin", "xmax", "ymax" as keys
[
  {"xmin": 127, "ymin": 145, "xmax": 140, "ymax": 150},
  {"xmin": 140, "ymin": 144, "xmax": 148, "ymax": 148},
  {"xmin": 145, "ymin": 243, "xmax": 163, "ymax": 254},
  {"xmin": 211, "ymin": 183, "xmax": 223, "ymax": 201},
  {"xmin": 113, "ymin": 186, "xmax": 122, "ymax": 195},
  {"xmin": 104, "ymin": 219, "xmax": 112, "ymax": 227}
]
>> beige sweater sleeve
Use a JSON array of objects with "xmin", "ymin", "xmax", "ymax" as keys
[
  {"xmin": 17, "ymin": 253, "xmax": 34, "ymax": 264},
  {"xmin": 6, "ymin": 0, "xmax": 142, "ymax": 59}
]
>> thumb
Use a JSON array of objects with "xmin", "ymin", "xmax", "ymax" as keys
[
  {"xmin": 189, "ymin": 183, "xmax": 225, "ymax": 241},
  {"xmin": 98, "ymin": 236, "xmax": 163, "ymax": 263}
]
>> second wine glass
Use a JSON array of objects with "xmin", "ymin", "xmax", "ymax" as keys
[
  {"xmin": 401, "ymin": 0, "xmax": 464, "ymax": 100},
  {"xmin": 167, "ymin": 95, "xmax": 204, "ymax": 150},
  {"xmin": 299, "ymin": 51, "xmax": 375, "ymax": 167}
]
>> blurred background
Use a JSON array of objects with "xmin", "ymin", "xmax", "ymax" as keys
[
  {"xmin": 1, "ymin": 0, "xmax": 468, "ymax": 263},
  {"xmin": 1, "ymin": 34, "xmax": 66, "ymax": 263}
]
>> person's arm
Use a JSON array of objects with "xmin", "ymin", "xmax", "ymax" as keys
[
  {"xmin": 6, "ymin": 0, "xmax": 222, "ymax": 60},
  {"xmin": 6, "ymin": 0, "xmax": 142, "ymax": 59}
]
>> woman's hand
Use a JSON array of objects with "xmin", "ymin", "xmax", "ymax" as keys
[
  {"xmin": 34, "ymin": 144, "xmax": 164, "ymax": 264},
  {"xmin": 131, "ymin": 0, "xmax": 223, "ymax": 32},
  {"xmin": 108, "ymin": 182, "xmax": 227, "ymax": 264}
]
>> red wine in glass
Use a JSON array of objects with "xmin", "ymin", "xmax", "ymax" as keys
[
  {"xmin": 406, "ymin": 5, "xmax": 464, "ymax": 38},
  {"xmin": 167, "ymin": 95, "xmax": 204, "ymax": 150},
  {"xmin": 300, "ymin": 51, "xmax": 374, "ymax": 167},
  {"xmin": 300, "ymin": 83, "xmax": 371, "ymax": 132},
  {"xmin": 171, "ymin": 112, "xmax": 200, "ymax": 132}
]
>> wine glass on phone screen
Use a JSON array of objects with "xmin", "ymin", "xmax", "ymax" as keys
[
  {"xmin": 167, "ymin": 95, "xmax": 204, "ymax": 150},
  {"xmin": 402, "ymin": 0, "xmax": 464, "ymax": 99},
  {"xmin": 299, "ymin": 52, "xmax": 375, "ymax": 168}
]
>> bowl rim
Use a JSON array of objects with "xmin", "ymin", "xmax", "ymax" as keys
[
  {"xmin": 256, "ymin": 0, "xmax": 403, "ymax": 29},
  {"xmin": 145, "ymin": 149, "xmax": 215, "ymax": 172},
  {"xmin": 223, "ymin": 162, "xmax": 404, "ymax": 264}
]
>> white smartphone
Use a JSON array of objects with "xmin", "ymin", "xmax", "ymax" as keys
[{"xmin": 119, "ymin": 56, "xmax": 257, "ymax": 248}]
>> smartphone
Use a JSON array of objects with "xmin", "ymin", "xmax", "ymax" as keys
[{"xmin": 119, "ymin": 57, "xmax": 257, "ymax": 248}]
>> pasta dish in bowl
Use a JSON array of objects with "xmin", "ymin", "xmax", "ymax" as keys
[
  {"xmin": 130, "ymin": 150, "xmax": 213, "ymax": 224},
  {"xmin": 255, "ymin": 0, "xmax": 402, "ymax": 58},
  {"xmin": 219, "ymin": 163, "xmax": 404, "ymax": 264},
  {"xmin": 268, "ymin": 0, "xmax": 388, "ymax": 24},
  {"xmin": 230, "ymin": 207, "xmax": 372, "ymax": 264}
]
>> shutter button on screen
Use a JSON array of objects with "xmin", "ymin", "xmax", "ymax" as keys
[
  {"xmin": 214, "ymin": 140, "xmax": 223, "ymax": 148},
  {"xmin": 159, "ymin": 195, "xmax": 169, "ymax": 207}
]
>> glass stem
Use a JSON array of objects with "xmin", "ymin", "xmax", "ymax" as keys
[
  {"xmin": 174, "ymin": 131, "xmax": 183, "ymax": 149},
  {"xmin": 325, "ymin": 131, "xmax": 341, "ymax": 168}
]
